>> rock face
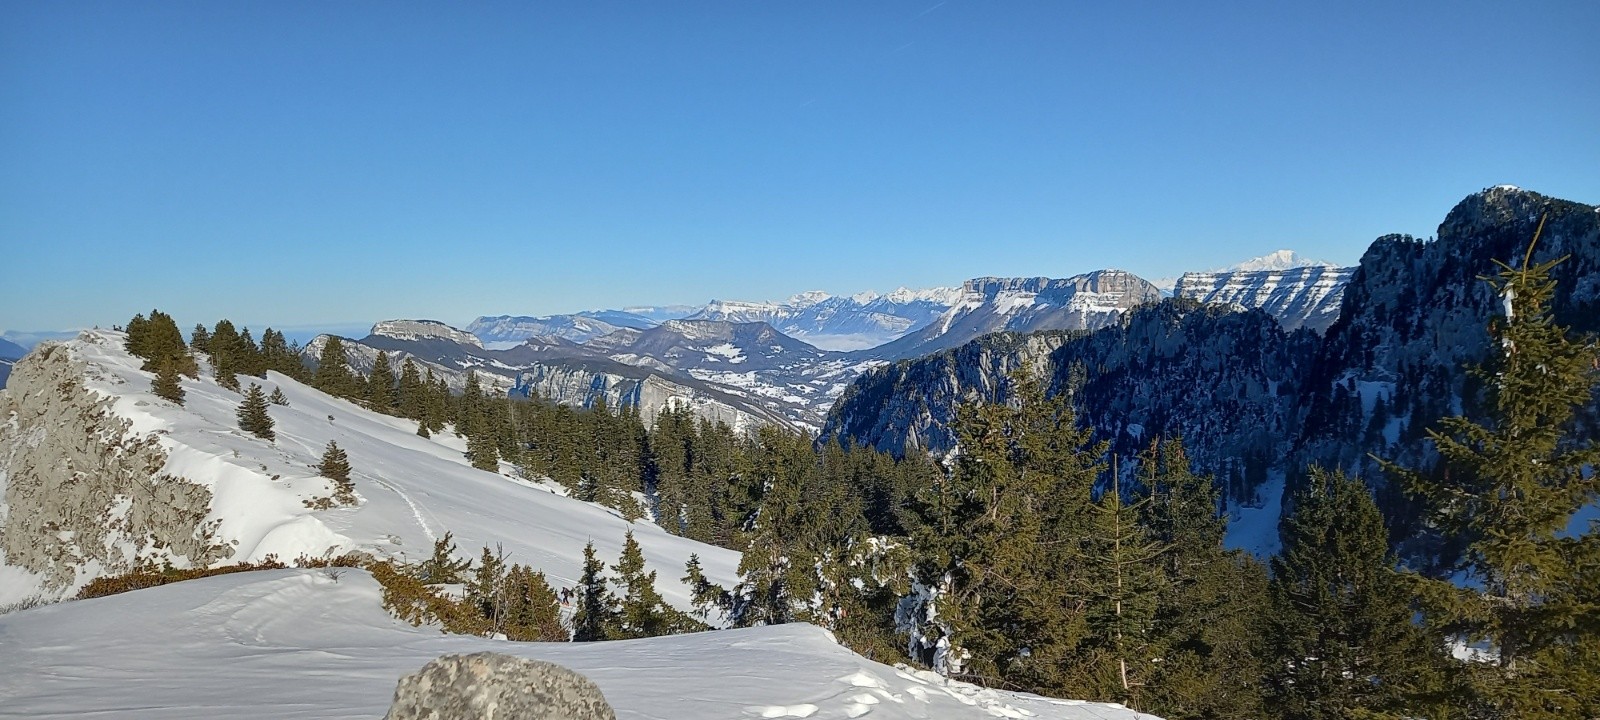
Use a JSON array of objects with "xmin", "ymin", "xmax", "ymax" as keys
[
  {"xmin": 824, "ymin": 187, "xmax": 1600, "ymax": 552},
  {"xmin": 1174, "ymin": 264, "xmax": 1354, "ymax": 333},
  {"xmin": 0, "ymin": 338, "xmax": 229, "ymax": 595},
  {"xmin": 385, "ymin": 652, "xmax": 615, "ymax": 720},
  {"xmin": 370, "ymin": 320, "xmax": 484, "ymax": 348},
  {"xmin": 867, "ymin": 270, "xmax": 1164, "ymax": 360}
]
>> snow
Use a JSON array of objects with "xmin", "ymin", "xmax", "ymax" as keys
[
  {"xmin": 706, "ymin": 342, "xmax": 749, "ymax": 363},
  {"xmin": 1224, "ymin": 471, "xmax": 1284, "ymax": 556},
  {"xmin": 0, "ymin": 568, "xmax": 1162, "ymax": 719},
  {"xmin": 4, "ymin": 330, "xmax": 741, "ymax": 611}
]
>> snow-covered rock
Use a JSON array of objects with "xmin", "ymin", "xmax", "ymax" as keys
[
  {"xmin": 868, "ymin": 270, "xmax": 1163, "ymax": 360},
  {"xmin": 1174, "ymin": 265, "xmax": 1354, "ymax": 333}
]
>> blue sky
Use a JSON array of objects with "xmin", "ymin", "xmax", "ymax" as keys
[{"xmin": 3, "ymin": 1, "xmax": 1597, "ymax": 334}]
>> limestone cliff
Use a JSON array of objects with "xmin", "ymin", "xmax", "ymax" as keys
[{"xmin": 0, "ymin": 337, "xmax": 229, "ymax": 598}]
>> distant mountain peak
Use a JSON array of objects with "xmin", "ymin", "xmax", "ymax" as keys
[
  {"xmin": 369, "ymin": 319, "xmax": 481, "ymax": 347},
  {"xmin": 1221, "ymin": 250, "xmax": 1337, "ymax": 273}
]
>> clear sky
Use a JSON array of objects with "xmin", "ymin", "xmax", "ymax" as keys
[{"xmin": 3, "ymin": 1, "xmax": 1597, "ymax": 334}]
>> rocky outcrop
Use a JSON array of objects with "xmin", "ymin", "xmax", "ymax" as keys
[
  {"xmin": 1174, "ymin": 265, "xmax": 1353, "ymax": 333},
  {"xmin": 385, "ymin": 652, "xmax": 615, "ymax": 720},
  {"xmin": 0, "ymin": 339, "xmax": 230, "ymax": 595},
  {"xmin": 867, "ymin": 270, "xmax": 1164, "ymax": 360},
  {"xmin": 370, "ymin": 320, "xmax": 484, "ymax": 348}
]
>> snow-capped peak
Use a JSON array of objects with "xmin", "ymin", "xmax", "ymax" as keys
[
  {"xmin": 785, "ymin": 290, "xmax": 833, "ymax": 307},
  {"xmin": 1221, "ymin": 250, "xmax": 1337, "ymax": 273}
]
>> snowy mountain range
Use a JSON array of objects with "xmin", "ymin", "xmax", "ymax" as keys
[
  {"xmin": 1174, "ymin": 264, "xmax": 1354, "ymax": 333},
  {"xmin": 822, "ymin": 186, "xmax": 1600, "ymax": 559}
]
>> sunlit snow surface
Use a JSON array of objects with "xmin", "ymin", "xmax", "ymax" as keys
[{"xmin": 0, "ymin": 569, "xmax": 1161, "ymax": 719}]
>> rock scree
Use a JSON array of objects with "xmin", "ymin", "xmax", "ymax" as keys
[{"xmin": 385, "ymin": 652, "xmax": 616, "ymax": 720}]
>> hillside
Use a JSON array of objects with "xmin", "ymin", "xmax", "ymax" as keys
[{"xmin": 0, "ymin": 330, "xmax": 740, "ymax": 609}]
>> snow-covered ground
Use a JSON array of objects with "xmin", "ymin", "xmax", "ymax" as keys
[
  {"xmin": 0, "ymin": 568, "xmax": 1161, "ymax": 720},
  {"xmin": 0, "ymin": 330, "xmax": 740, "ymax": 611}
]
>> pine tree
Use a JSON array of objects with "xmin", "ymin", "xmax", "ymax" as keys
[
  {"xmin": 210, "ymin": 320, "xmax": 243, "ymax": 391},
  {"xmin": 317, "ymin": 440, "xmax": 354, "ymax": 504},
  {"xmin": 572, "ymin": 540, "xmax": 621, "ymax": 641},
  {"xmin": 502, "ymin": 565, "xmax": 569, "ymax": 642},
  {"xmin": 313, "ymin": 335, "xmax": 356, "ymax": 398},
  {"xmin": 1137, "ymin": 438, "xmax": 1268, "ymax": 720},
  {"xmin": 237, "ymin": 327, "xmax": 266, "ymax": 377},
  {"xmin": 397, "ymin": 358, "xmax": 424, "ymax": 419},
  {"xmin": 1071, "ymin": 461, "xmax": 1165, "ymax": 706},
  {"xmin": 190, "ymin": 323, "xmax": 211, "ymax": 353},
  {"xmin": 126, "ymin": 310, "xmax": 197, "ymax": 378},
  {"xmin": 151, "ymin": 357, "xmax": 185, "ymax": 405},
  {"xmin": 268, "ymin": 386, "xmax": 289, "ymax": 406},
  {"xmin": 1382, "ymin": 228, "xmax": 1600, "ymax": 719},
  {"xmin": 417, "ymin": 532, "xmax": 470, "ymax": 584},
  {"xmin": 468, "ymin": 545, "xmax": 508, "ymax": 634},
  {"xmin": 1267, "ymin": 467, "xmax": 1441, "ymax": 719},
  {"xmin": 681, "ymin": 553, "xmax": 729, "ymax": 621},
  {"xmin": 368, "ymin": 351, "xmax": 396, "ymax": 412},
  {"xmin": 731, "ymin": 427, "xmax": 821, "ymax": 627},
  {"xmin": 907, "ymin": 368, "xmax": 1102, "ymax": 687},
  {"xmin": 236, "ymin": 383, "xmax": 275, "ymax": 440},
  {"xmin": 612, "ymin": 529, "xmax": 689, "ymax": 638}
]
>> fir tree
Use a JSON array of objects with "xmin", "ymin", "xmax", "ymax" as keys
[
  {"xmin": 571, "ymin": 540, "xmax": 621, "ymax": 641},
  {"xmin": 1072, "ymin": 461, "xmax": 1165, "ymax": 705},
  {"xmin": 1382, "ymin": 228, "xmax": 1600, "ymax": 719},
  {"xmin": 681, "ymin": 553, "xmax": 729, "ymax": 621},
  {"xmin": 468, "ymin": 545, "xmax": 508, "ymax": 634},
  {"xmin": 151, "ymin": 357, "xmax": 185, "ymax": 405},
  {"xmin": 612, "ymin": 529, "xmax": 697, "ymax": 638},
  {"xmin": 368, "ymin": 351, "xmax": 396, "ymax": 412},
  {"xmin": 907, "ymin": 368, "xmax": 1102, "ymax": 687},
  {"xmin": 190, "ymin": 323, "xmax": 211, "ymax": 353},
  {"xmin": 236, "ymin": 383, "xmax": 275, "ymax": 440},
  {"xmin": 1267, "ymin": 467, "xmax": 1441, "ymax": 720},
  {"xmin": 268, "ymin": 386, "xmax": 289, "ymax": 406},
  {"xmin": 397, "ymin": 358, "xmax": 424, "ymax": 419},
  {"xmin": 503, "ymin": 564, "xmax": 569, "ymax": 642},
  {"xmin": 127, "ymin": 310, "xmax": 197, "ymax": 378},
  {"xmin": 1137, "ymin": 438, "xmax": 1268, "ymax": 720},
  {"xmin": 210, "ymin": 320, "xmax": 243, "ymax": 391},
  {"xmin": 416, "ymin": 532, "xmax": 470, "ymax": 585},
  {"xmin": 313, "ymin": 336, "xmax": 357, "ymax": 398},
  {"xmin": 317, "ymin": 440, "xmax": 354, "ymax": 504}
]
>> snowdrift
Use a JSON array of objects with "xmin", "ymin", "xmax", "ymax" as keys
[{"xmin": 0, "ymin": 568, "xmax": 1161, "ymax": 720}]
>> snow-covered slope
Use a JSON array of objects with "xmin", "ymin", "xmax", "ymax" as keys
[
  {"xmin": 0, "ymin": 568, "xmax": 1160, "ymax": 720},
  {"xmin": 0, "ymin": 330, "xmax": 741, "ymax": 609},
  {"xmin": 1174, "ymin": 264, "xmax": 1354, "ymax": 333}
]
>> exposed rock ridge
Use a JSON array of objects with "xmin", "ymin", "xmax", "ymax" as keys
[
  {"xmin": 1174, "ymin": 265, "xmax": 1354, "ymax": 333},
  {"xmin": 0, "ymin": 338, "xmax": 230, "ymax": 597}
]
